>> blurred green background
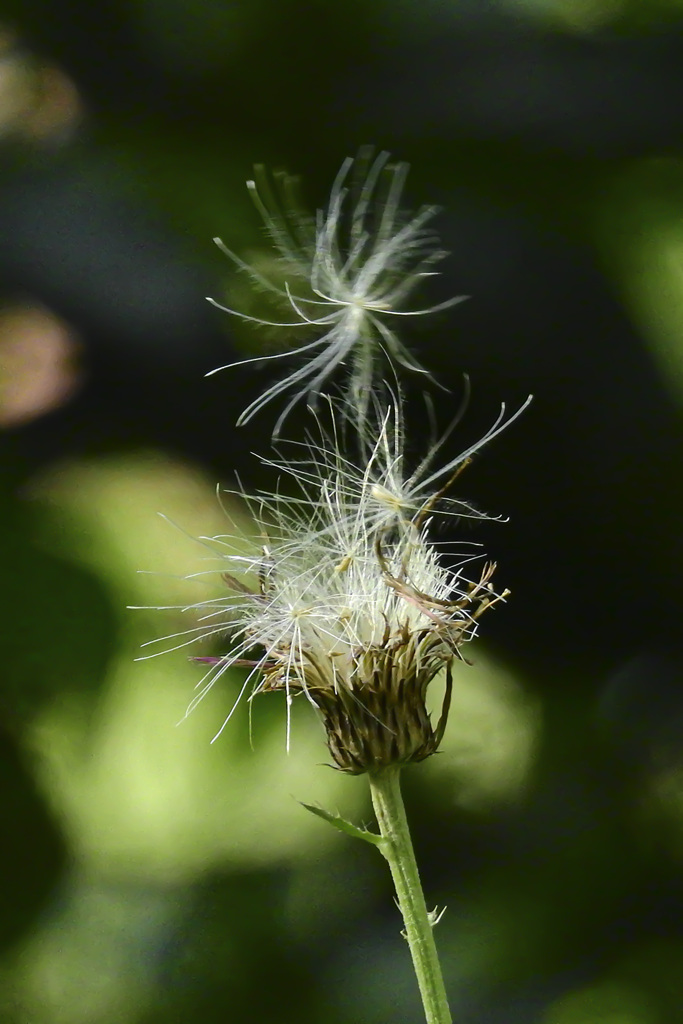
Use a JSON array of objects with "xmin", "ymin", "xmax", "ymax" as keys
[{"xmin": 3, "ymin": 1, "xmax": 683, "ymax": 1021}]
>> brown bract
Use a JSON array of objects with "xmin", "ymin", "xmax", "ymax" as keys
[{"xmin": 247, "ymin": 562, "xmax": 507, "ymax": 774}]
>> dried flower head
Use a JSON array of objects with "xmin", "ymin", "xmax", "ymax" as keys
[
  {"xmin": 141, "ymin": 398, "xmax": 522, "ymax": 774},
  {"xmin": 207, "ymin": 148, "xmax": 467, "ymax": 435}
]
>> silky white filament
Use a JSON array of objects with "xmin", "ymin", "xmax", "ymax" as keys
[{"xmin": 207, "ymin": 148, "xmax": 467, "ymax": 435}]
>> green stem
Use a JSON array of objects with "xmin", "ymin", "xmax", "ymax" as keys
[{"xmin": 368, "ymin": 766, "xmax": 453, "ymax": 1024}]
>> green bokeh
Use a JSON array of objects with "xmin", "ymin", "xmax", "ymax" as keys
[{"xmin": 3, "ymin": 1, "xmax": 683, "ymax": 1021}]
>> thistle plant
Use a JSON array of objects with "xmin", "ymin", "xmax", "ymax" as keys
[
  {"xmin": 143, "ymin": 409, "xmax": 524, "ymax": 1024},
  {"xmin": 145, "ymin": 151, "xmax": 529, "ymax": 1024}
]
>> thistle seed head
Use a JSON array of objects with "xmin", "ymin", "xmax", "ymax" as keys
[{"xmin": 142, "ymin": 399, "xmax": 516, "ymax": 772}]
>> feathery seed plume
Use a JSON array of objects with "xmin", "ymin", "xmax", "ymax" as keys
[{"xmin": 207, "ymin": 148, "xmax": 467, "ymax": 435}]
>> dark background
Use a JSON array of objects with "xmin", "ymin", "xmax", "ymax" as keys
[{"xmin": 2, "ymin": 1, "xmax": 683, "ymax": 1021}]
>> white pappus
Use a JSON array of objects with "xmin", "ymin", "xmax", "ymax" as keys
[
  {"xmin": 207, "ymin": 148, "xmax": 468, "ymax": 436},
  {"xmin": 137, "ymin": 397, "xmax": 521, "ymax": 766}
]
